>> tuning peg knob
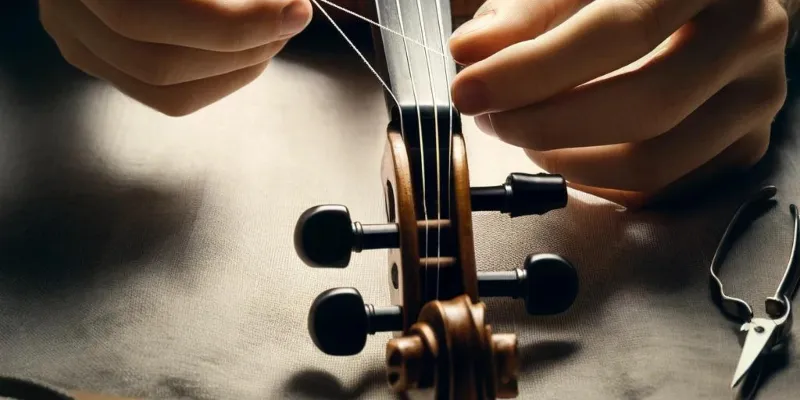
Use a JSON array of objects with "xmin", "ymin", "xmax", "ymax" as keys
[
  {"xmin": 478, "ymin": 253, "xmax": 578, "ymax": 315},
  {"xmin": 307, "ymin": 287, "xmax": 403, "ymax": 356},
  {"xmin": 471, "ymin": 173, "xmax": 568, "ymax": 217},
  {"xmin": 294, "ymin": 205, "xmax": 399, "ymax": 268}
]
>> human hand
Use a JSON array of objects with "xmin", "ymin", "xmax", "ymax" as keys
[
  {"xmin": 450, "ymin": 0, "xmax": 793, "ymax": 208},
  {"xmin": 39, "ymin": 0, "xmax": 313, "ymax": 116}
]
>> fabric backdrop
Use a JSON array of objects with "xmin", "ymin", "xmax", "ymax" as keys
[{"xmin": 1, "ymin": 3, "xmax": 799, "ymax": 400}]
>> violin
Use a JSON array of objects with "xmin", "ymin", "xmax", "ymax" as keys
[{"xmin": 294, "ymin": 1, "xmax": 581, "ymax": 398}]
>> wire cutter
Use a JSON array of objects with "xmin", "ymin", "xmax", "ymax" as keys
[{"xmin": 709, "ymin": 185, "xmax": 800, "ymax": 399}]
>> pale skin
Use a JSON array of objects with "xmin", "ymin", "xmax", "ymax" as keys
[{"xmin": 39, "ymin": 0, "xmax": 800, "ymax": 208}]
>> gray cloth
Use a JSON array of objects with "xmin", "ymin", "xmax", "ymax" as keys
[{"xmin": 1, "ymin": 6, "xmax": 799, "ymax": 400}]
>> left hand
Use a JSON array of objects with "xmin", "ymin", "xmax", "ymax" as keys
[{"xmin": 449, "ymin": 0, "xmax": 791, "ymax": 208}]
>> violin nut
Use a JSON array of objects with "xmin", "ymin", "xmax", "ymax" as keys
[
  {"xmin": 385, "ymin": 325, "xmax": 436, "ymax": 392},
  {"xmin": 491, "ymin": 333, "xmax": 519, "ymax": 399}
]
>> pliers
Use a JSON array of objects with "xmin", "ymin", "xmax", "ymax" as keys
[{"xmin": 709, "ymin": 185, "xmax": 800, "ymax": 399}]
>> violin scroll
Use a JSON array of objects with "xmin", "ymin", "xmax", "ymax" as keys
[{"xmin": 385, "ymin": 295, "xmax": 521, "ymax": 399}]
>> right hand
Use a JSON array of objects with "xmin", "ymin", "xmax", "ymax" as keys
[{"xmin": 39, "ymin": 0, "xmax": 314, "ymax": 116}]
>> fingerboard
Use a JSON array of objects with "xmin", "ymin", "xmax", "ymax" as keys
[{"xmin": 372, "ymin": 0, "xmax": 462, "ymax": 223}]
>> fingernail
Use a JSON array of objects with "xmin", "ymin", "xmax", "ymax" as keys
[
  {"xmin": 453, "ymin": 79, "xmax": 488, "ymax": 115},
  {"xmin": 474, "ymin": 114, "xmax": 496, "ymax": 137},
  {"xmin": 451, "ymin": 10, "xmax": 495, "ymax": 39},
  {"xmin": 280, "ymin": 1, "xmax": 311, "ymax": 38}
]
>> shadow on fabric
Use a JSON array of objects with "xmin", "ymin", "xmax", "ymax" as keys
[
  {"xmin": 281, "ymin": 368, "xmax": 388, "ymax": 400},
  {"xmin": 279, "ymin": 340, "xmax": 578, "ymax": 399},
  {"xmin": 0, "ymin": 4, "xmax": 199, "ymax": 297}
]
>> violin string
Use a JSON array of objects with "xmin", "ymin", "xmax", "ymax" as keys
[
  {"xmin": 433, "ymin": 0, "xmax": 453, "ymax": 302},
  {"xmin": 412, "ymin": 0, "xmax": 441, "ymax": 302},
  {"xmin": 392, "ymin": 0, "xmax": 430, "ymax": 300},
  {"xmin": 310, "ymin": 0, "xmax": 402, "ymax": 112},
  {"xmin": 312, "ymin": 0, "xmax": 459, "ymax": 302},
  {"xmin": 315, "ymin": 0, "xmax": 450, "ymax": 59}
]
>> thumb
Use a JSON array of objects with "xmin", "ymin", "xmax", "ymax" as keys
[{"xmin": 449, "ymin": 0, "xmax": 588, "ymax": 65}]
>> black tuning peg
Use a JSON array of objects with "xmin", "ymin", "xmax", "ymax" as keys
[
  {"xmin": 307, "ymin": 288, "xmax": 403, "ymax": 356},
  {"xmin": 294, "ymin": 205, "xmax": 399, "ymax": 268},
  {"xmin": 471, "ymin": 173, "xmax": 568, "ymax": 217},
  {"xmin": 478, "ymin": 253, "xmax": 579, "ymax": 315}
]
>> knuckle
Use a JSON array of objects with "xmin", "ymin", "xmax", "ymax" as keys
[
  {"xmin": 729, "ymin": 129, "xmax": 771, "ymax": 169},
  {"xmin": 524, "ymin": 148, "xmax": 561, "ymax": 174},
  {"xmin": 38, "ymin": 2, "xmax": 65, "ymax": 43},
  {"xmin": 765, "ymin": 78, "xmax": 788, "ymax": 115},
  {"xmin": 142, "ymin": 93, "xmax": 207, "ymax": 117},
  {"xmin": 491, "ymin": 113, "xmax": 554, "ymax": 151},
  {"xmin": 754, "ymin": 65, "xmax": 788, "ymax": 116},
  {"xmin": 130, "ymin": 53, "xmax": 182, "ymax": 86},
  {"xmin": 760, "ymin": 1, "xmax": 790, "ymax": 47},
  {"xmin": 742, "ymin": 0, "xmax": 791, "ymax": 53},
  {"xmin": 157, "ymin": 101, "xmax": 203, "ymax": 117},
  {"xmin": 521, "ymin": 0, "xmax": 558, "ymax": 32},
  {"xmin": 49, "ymin": 36, "xmax": 89, "ymax": 72},
  {"xmin": 147, "ymin": 60, "xmax": 270, "ymax": 117},
  {"xmin": 95, "ymin": 4, "xmax": 144, "ymax": 41},
  {"xmin": 743, "ymin": 131, "xmax": 771, "ymax": 167},
  {"xmin": 621, "ymin": 0, "xmax": 663, "ymax": 52},
  {"xmin": 59, "ymin": 44, "xmax": 85, "ymax": 69}
]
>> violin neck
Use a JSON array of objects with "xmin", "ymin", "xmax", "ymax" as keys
[{"xmin": 372, "ymin": 0, "xmax": 462, "ymax": 139}]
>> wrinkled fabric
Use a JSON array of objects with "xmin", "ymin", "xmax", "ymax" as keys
[{"xmin": 1, "ymin": 5, "xmax": 800, "ymax": 400}]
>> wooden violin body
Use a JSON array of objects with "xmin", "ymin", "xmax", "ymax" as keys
[{"xmin": 295, "ymin": 1, "xmax": 580, "ymax": 399}]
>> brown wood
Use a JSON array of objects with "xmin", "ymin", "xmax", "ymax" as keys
[
  {"xmin": 420, "ymin": 257, "xmax": 456, "ymax": 268},
  {"xmin": 450, "ymin": 133, "xmax": 479, "ymax": 302},
  {"xmin": 385, "ymin": 295, "xmax": 519, "ymax": 400},
  {"xmin": 382, "ymin": 128, "xmax": 478, "ymax": 326},
  {"xmin": 382, "ymin": 130, "xmax": 422, "ymax": 332},
  {"xmin": 491, "ymin": 333, "xmax": 520, "ymax": 399},
  {"xmin": 418, "ymin": 219, "xmax": 452, "ymax": 230}
]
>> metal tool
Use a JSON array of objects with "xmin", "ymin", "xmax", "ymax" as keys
[{"xmin": 709, "ymin": 185, "xmax": 800, "ymax": 399}]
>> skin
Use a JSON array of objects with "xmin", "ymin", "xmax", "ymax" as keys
[
  {"xmin": 40, "ymin": 0, "xmax": 799, "ymax": 207},
  {"xmin": 38, "ymin": 0, "xmax": 315, "ymax": 116},
  {"xmin": 450, "ymin": 0, "xmax": 798, "ymax": 207},
  {"xmin": 37, "ymin": 0, "xmax": 477, "ymax": 117}
]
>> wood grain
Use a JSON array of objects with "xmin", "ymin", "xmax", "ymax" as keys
[{"xmin": 383, "ymin": 130, "xmax": 423, "ymax": 333}]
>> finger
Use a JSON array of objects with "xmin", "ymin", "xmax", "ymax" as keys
[
  {"xmin": 452, "ymin": 0, "xmax": 715, "ymax": 115},
  {"xmin": 79, "ymin": 0, "xmax": 311, "ymax": 52},
  {"xmin": 43, "ymin": 0, "xmax": 286, "ymax": 86},
  {"xmin": 524, "ymin": 76, "xmax": 781, "ymax": 194},
  {"xmin": 41, "ymin": 10, "xmax": 269, "ymax": 116},
  {"xmin": 472, "ymin": 17, "xmax": 736, "ymax": 150},
  {"xmin": 570, "ymin": 127, "xmax": 772, "ymax": 210},
  {"xmin": 449, "ymin": 0, "xmax": 588, "ymax": 65}
]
